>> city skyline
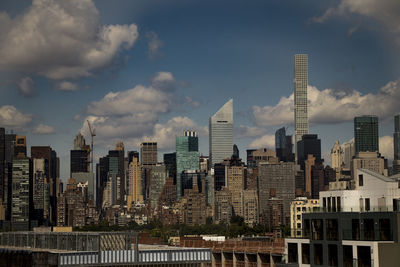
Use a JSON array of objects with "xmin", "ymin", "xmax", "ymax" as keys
[{"xmin": 0, "ymin": 0, "xmax": 399, "ymax": 180}]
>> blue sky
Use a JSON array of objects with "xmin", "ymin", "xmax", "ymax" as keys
[{"xmin": 0, "ymin": 0, "xmax": 399, "ymax": 180}]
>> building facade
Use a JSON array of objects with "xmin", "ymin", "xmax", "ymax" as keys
[
  {"xmin": 294, "ymin": 54, "xmax": 309, "ymax": 155},
  {"xmin": 354, "ymin": 115, "xmax": 379, "ymax": 153},
  {"xmin": 209, "ymin": 99, "xmax": 233, "ymax": 168}
]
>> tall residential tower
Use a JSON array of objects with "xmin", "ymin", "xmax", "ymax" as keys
[
  {"xmin": 393, "ymin": 114, "xmax": 400, "ymax": 174},
  {"xmin": 294, "ymin": 54, "xmax": 309, "ymax": 158},
  {"xmin": 209, "ymin": 99, "xmax": 233, "ymax": 168}
]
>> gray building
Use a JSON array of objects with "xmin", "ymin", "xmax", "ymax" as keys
[
  {"xmin": 294, "ymin": 54, "xmax": 309, "ymax": 155},
  {"xmin": 258, "ymin": 162, "xmax": 296, "ymax": 226},
  {"xmin": 354, "ymin": 115, "xmax": 379, "ymax": 154},
  {"xmin": 209, "ymin": 99, "xmax": 233, "ymax": 168},
  {"xmin": 149, "ymin": 164, "xmax": 168, "ymax": 209},
  {"xmin": 140, "ymin": 142, "xmax": 157, "ymax": 166}
]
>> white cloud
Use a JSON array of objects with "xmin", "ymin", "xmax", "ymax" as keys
[
  {"xmin": 146, "ymin": 31, "xmax": 163, "ymax": 60},
  {"xmin": 18, "ymin": 77, "xmax": 35, "ymax": 97},
  {"xmin": 379, "ymin": 135, "xmax": 393, "ymax": 160},
  {"xmin": 33, "ymin": 124, "xmax": 55, "ymax": 134},
  {"xmin": 235, "ymin": 125, "xmax": 268, "ymax": 139},
  {"xmin": 56, "ymin": 81, "xmax": 79, "ymax": 91},
  {"xmin": 80, "ymin": 72, "xmax": 178, "ymax": 146},
  {"xmin": 0, "ymin": 0, "xmax": 139, "ymax": 80},
  {"xmin": 253, "ymin": 79, "xmax": 400, "ymax": 126},
  {"xmin": 310, "ymin": 0, "xmax": 400, "ymax": 40},
  {"xmin": 128, "ymin": 116, "xmax": 208, "ymax": 150},
  {"xmin": 249, "ymin": 134, "xmax": 275, "ymax": 149},
  {"xmin": 0, "ymin": 105, "xmax": 32, "ymax": 128}
]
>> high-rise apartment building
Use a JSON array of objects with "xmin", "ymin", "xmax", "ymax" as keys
[
  {"xmin": 354, "ymin": 115, "xmax": 379, "ymax": 153},
  {"xmin": 393, "ymin": 114, "xmax": 400, "ymax": 174},
  {"xmin": 176, "ymin": 131, "xmax": 199, "ymax": 199},
  {"xmin": 209, "ymin": 99, "xmax": 233, "ymax": 168},
  {"xmin": 294, "ymin": 54, "xmax": 309, "ymax": 156},
  {"xmin": 140, "ymin": 142, "xmax": 157, "ymax": 166},
  {"xmin": 149, "ymin": 164, "xmax": 168, "ymax": 209},
  {"xmin": 127, "ymin": 157, "xmax": 142, "ymax": 211},
  {"xmin": 226, "ymin": 157, "xmax": 245, "ymax": 217}
]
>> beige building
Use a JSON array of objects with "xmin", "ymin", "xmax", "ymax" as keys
[
  {"xmin": 331, "ymin": 140, "xmax": 344, "ymax": 178},
  {"xmin": 242, "ymin": 189, "xmax": 258, "ymax": 227},
  {"xmin": 226, "ymin": 164, "xmax": 244, "ymax": 217},
  {"xmin": 127, "ymin": 157, "xmax": 143, "ymax": 211},
  {"xmin": 290, "ymin": 197, "xmax": 319, "ymax": 237},
  {"xmin": 214, "ymin": 187, "xmax": 232, "ymax": 224},
  {"xmin": 351, "ymin": 152, "xmax": 387, "ymax": 179}
]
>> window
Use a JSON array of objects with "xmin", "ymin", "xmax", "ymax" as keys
[
  {"xmin": 312, "ymin": 219, "xmax": 324, "ymax": 240},
  {"xmin": 357, "ymin": 246, "xmax": 371, "ymax": 267},
  {"xmin": 328, "ymin": 244, "xmax": 338, "ymax": 266},
  {"xmin": 337, "ymin": 197, "xmax": 341, "ymax": 212},
  {"xmin": 314, "ymin": 244, "xmax": 323, "ymax": 265},
  {"xmin": 352, "ymin": 219, "xmax": 360, "ymax": 240},
  {"xmin": 363, "ymin": 219, "xmax": 374, "ymax": 241},
  {"xmin": 326, "ymin": 219, "xmax": 338, "ymax": 240},
  {"xmin": 379, "ymin": 219, "xmax": 391, "ymax": 241},
  {"xmin": 302, "ymin": 244, "xmax": 310, "ymax": 264},
  {"xmin": 288, "ymin": 243, "xmax": 298, "ymax": 263},
  {"xmin": 359, "ymin": 174, "xmax": 363, "ymax": 186},
  {"xmin": 297, "ymin": 215, "xmax": 301, "ymax": 220},
  {"xmin": 343, "ymin": 245, "xmax": 353, "ymax": 267},
  {"xmin": 365, "ymin": 198, "xmax": 370, "ymax": 211}
]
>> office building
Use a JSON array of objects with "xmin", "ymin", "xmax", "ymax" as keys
[
  {"xmin": 342, "ymin": 140, "xmax": 355, "ymax": 170},
  {"xmin": 15, "ymin": 135, "xmax": 27, "ymax": 157},
  {"xmin": 176, "ymin": 131, "xmax": 199, "ymax": 199},
  {"xmin": 351, "ymin": 151, "xmax": 387, "ymax": 179},
  {"xmin": 11, "ymin": 156, "xmax": 32, "ymax": 230},
  {"xmin": 31, "ymin": 146, "xmax": 59, "ymax": 224},
  {"xmin": 163, "ymin": 152, "xmax": 176, "ymax": 183},
  {"xmin": 70, "ymin": 150, "xmax": 89, "ymax": 174},
  {"xmin": 140, "ymin": 142, "xmax": 157, "ymax": 166},
  {"xmin": 258, "ymin": 162, "xmax": 296, "ymax": 225},
  {"xmin": 114, "ymin": 142, "xmax": 125, "ymax": 205},
  {"xmin": 209, "ymin": 99, "xmax": 233, "ymax": 167},
  {"xmin": 393, "ymin": 114, "xmax": 400, "ymax": 174},
  {"xmin": 71, "ymin": 172, "xmax": 94, "ymax": 202},
  {"xmin": 225, "ymin": 157, "xmax": 245, "ymax": 217},
  {"xmin": 127, "ymin": 151, "xmax": 139, "ymax": 164},
  {"xmin": 294, "ymin": 54, "xmax": 309, "ymax": 155},
  {"xmin": 214, "ymin": 187, "xmax": 232, "ymax": 224},
  {"xmin": 32, "ymin": 158, "xmax": 50, "ymax": 224},
  {"xmin": 297, "ymin": 134, "xmax": 321, "ymax": 170},
  {"xmin": 246, "ymin": 148, "xmax": 279, "ymax": 169},
  {"xmin": 354, "ymin": 115, "xmax": 379, "ymax": 153},
  {"xmin": 275, "ymin": 127, "xmax": 294, "ymax": 162},
  {"xmin": 149, "ymin": 164, "xmax": 168, "ymax": 209}
]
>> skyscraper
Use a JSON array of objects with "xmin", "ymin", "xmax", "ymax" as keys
[
  {"xmin": 393, "ymin": 114, "xmax": 400, "ymax": 174},
  {"xmin": 127, "ymin": 157, "xmax": 142, "ymax": 211},
  {"xmin": 176, "ymin": 130, "xmax": 199, "ymax": 199},
  {"xmin": 294, "ymin": 54, "xmax": 309, "ymax": 157},
  {"xmin": 354, "ymin": 116, "xmax": 379, "ymax": 153},
  {"xmin": 275, "ymin": 127, "xmax": 294, "ymax": 162},
  {"xmin": 140, "ymin": 142, "xmax": 158, "ymax": 166},
  {"xmin": 209, "ymin": 99, "xmax": 233, "ymax": 168},
  {"xmin": 297, "ymin": 134, "xmax": 321, "ymax": 171}
]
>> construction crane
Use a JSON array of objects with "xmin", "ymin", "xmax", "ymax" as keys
[{"xmin": 87, "ymin": 120, "xmax": 96, "ymax": 174}]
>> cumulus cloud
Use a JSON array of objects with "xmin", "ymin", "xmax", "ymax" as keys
[
  {"xmin": 253, "ymin": 79, "xmax": 400, "ymax": 126},
  {"xmin": 33, "ymin": 124, "xmax": 55, "ymax": 134},
  {"xmin": 56, "ymin": 81, "xmax": 79, "ymax": 91},
  {"xmin": 18, "ymin": 77, "xmax": 35, "ymax": 97},
  {"xmin": 146, "ymin": 31, "xmax": 163, "ymax": 60},
  {"xmin": 249, "ymin": 134, "xmax": 275, "ymax": 149},
  {"xmin": 128, "ymin": 116, "xmax": 208, "ymax": 150},
  {"xmin": 235, "ymin": 125, "xmax": 268, "ymax": 139},
  {"xmin": 0, "ymin": 105, "xmax": 32, "ymax": 128},
  {"xmin": 310, "ymin": 0, "xmax": 400, "ymax": 40},
  {"xmin": 379, "ymin": 135, "xmax": 393, "ymax": 160},
  {"xmin": 0, "ymin": 0, "xmax": 139, "ymax": 80},
  {"xmin": 80, "ymin": 72, "xmax": 178, "ymax": 147}
]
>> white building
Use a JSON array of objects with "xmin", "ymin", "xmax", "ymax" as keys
[
  {"xmin": 290, "ymin": 197, "xmax": 319, "ymax": 237},
  {"xmin": 209, "ymin": 99, "xmax": 233, "ymax": 167},
  {"xmin": 321, "ymin": 168, "xmax": 400, "ymax": 212}
]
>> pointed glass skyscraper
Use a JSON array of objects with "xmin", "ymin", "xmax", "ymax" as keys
[{"xmin": 209, "ymin": 99, "xmax": 233, "ymax": 168}]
